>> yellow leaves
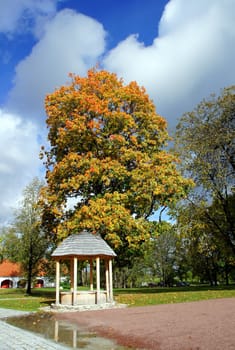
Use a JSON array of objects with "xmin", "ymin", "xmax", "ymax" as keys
[
  {"xmin": 130, "ymin": 135, "xmax": 137, "ymax": 145},
  {"xmin": 50, "ymin": 190, "xmax": 149, "ymax": 248},
  {"xmin": 65, "ymin": 120, "xmax": 73, "ymax": 130},
  {"xmin": 87, "ymin": 120, "xmax": 100, "ymax": 130},
  {"xmin": 41, "ymin": 67, "xmax": 192, "ymax": 250},
  {"xmin": 109, "ymin": 134, "xmax": 125, "ymax": 143},
  {"xmin": 105, "ymin": 235, "xmax": 122, "ymax": 249}
]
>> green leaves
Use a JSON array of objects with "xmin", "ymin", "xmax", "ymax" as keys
[
  {"xmin": 1, "ymin": 178, "xmax": 49, "ymax": 294},
  {"xmin": 175, "ymin": 85, "xmax": 235, "ymax": 258}
]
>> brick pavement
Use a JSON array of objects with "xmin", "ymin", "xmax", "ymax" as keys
[{"xmin": 0, "ymin": 308, "xmax": 70, "ymax": 349}]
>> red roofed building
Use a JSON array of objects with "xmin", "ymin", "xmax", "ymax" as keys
[
  {"xmin": 0, "ymin": 260, "xmax": 23, "ymax": 288},
  {"xmin": 0, "ymin": 260, "xmax": 55, "ymax": 288}
]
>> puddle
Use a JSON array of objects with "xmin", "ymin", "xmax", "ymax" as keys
[{"xmin": 6, "ymin": 313, "xmax": 132, "ymax": 350}]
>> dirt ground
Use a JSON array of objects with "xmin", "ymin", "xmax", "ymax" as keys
[{"xmin": 55, "ymin": 298, "xmax": 235, "ymax": 350}]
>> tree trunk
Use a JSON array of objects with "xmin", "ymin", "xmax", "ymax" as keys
[
  {"xmin": 26, "ymin": 263, "xmax": 32, "ymax": 295},
  {"xmin": 225, "ymin": 263, "xmax": 230, "ymax": 285},
  {"xmin": 26, "ymin": 242, "xmax": 33, "ymax": 295}
]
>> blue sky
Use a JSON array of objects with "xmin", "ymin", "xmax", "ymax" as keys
[{"xmin": 0, "ymin": 0, "xmax": 235, "ymax": 225}]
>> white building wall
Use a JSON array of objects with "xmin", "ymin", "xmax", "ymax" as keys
[{"xmin": 0, "ymin": 276, "xmax": 20, "ymax": 288}]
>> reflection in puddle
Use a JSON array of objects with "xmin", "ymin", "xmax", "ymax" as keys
[{"xmin": 6, "ymin": 313, "xmax": 131, "ymax": 349}]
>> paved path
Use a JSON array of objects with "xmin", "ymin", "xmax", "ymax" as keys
[{"xmin": 0, "ymin": 308, "xmax": 70, "ymax": 350}]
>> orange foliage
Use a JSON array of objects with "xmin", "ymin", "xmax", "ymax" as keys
[{"xmin": 41, "ymin": 68, "xmax": 192, "ymax": 249}]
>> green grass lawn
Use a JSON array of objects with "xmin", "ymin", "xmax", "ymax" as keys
[
  {"xmin": 0, "ymin": 285, "xmax": 235, "ymax": 312},
  {"xmin": 115, "ymin": 284, "xmax": 235, "ymax": 307},
  {"xmin": 0, "ymin": 288, "xmax": 55, "ymax": 311}
]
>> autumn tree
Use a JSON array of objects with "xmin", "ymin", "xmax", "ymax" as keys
[
  {"xmin": 2, "ymin": 178, "xmax": 49, "ymax": 294},
  {"xmin": 174, "ymin": 86, "xmax": 235, "ymax": 256},
  {"xmin": 41, "ymin": 69, "xmax": 191, "ymax": 254}
]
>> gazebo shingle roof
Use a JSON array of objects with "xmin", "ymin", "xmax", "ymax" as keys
[{"xmin": 52, "ymin": 230, "xmax": 116, "ymax": 258}]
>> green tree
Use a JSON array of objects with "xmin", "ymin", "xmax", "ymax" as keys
[
  {"xmin": 174, "ymin": 86, "xmax": 235, "ymax": 255},
  {"xmin": 148, "ymin": 222, "xmax": 178, "ymax": 286},
  {"xmin": 41, "ymin": 68, "xmax": 191, "ymax": 256},
  {"xmin": 0, "ymin": 231, "xmax": 6, "ymax": 263},
  {"xmin": 2, "ymin": 178, "xmax": 49, "ymax": 294},
  {"xmin": 177, "ymin": 203, "xmax": 220, "ymax": 285}
]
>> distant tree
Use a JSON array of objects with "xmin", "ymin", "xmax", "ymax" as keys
[
  {"xmin": 176, "ymin": 196, "xmax": 235, "ymax": 285},
  {"xmin": 174, "ymin": 86, "xmax": 235, "ymax": 255},
  {"xmin": 0, "ymin": 231, "xmax": 6, "ymax": 263},
  {"xmin": 2, "ymin": 178, "xmax": 49, "ymax": 294},
  {"xmin": 41, "ymin": 68, "xmax": 191, "ymax": 260},
  {"xmin": 148, "ymin": 222, "xmax": 178, "ymax": 286}
]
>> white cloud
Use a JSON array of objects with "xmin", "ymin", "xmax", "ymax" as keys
[
  {"xmin": 0, "ymin": 0, "xmax": 58, "ymax": 38},
  {"xmin": 104, "ymin": 0, "xmax": 235, "ymax": 129},
  {"xmin": 1, "ymin": 7, "xmax": 107, "ymax": 225},
  {"xmin": 7, "ymin": 9, "xmax": 107, "ymax": 121},
  {"xmin": 2, "ymin": 0, "xmax": 235, "ymax": 226},
  {"xmin": 0, "ymin": 109, "xmax": 41, "ymax": 225}
]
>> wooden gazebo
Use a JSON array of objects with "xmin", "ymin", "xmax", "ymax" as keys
[{"xmin": 51, "ymin": 230, "xmax": 116, "ymax": 306}]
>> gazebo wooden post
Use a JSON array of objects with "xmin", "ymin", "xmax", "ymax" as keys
[
  {"xmin": 109, "ymin": 259, "xmax": 114, "ymax": 302},
  {"xmin": 89, "ymin": 258, "xmax": 93, "ymax": 291},
  {"xmin": 96, "ymin": 257, "xmax": 100, "ymax": 304},
  {"xmin": 73, "ymin": 257, "xmax": 77, "ymax": 305},
  {"xmin": 105, "ymin": 260, "xmax": 110, "ymax": 302},
  {"xmin": 54, "ymin": 320, "xmax": 59, "ymax": 342},
  {"xmin": 73, "ymin": 329, "xmax": 77, "ymax": 348},
  {"xmin": 55, "ymin": 260, "xmax": 60, "ymax": 305},
  {"xmin": 70, "ymin": 259, "xmax": 74, "ymax": 292}
]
